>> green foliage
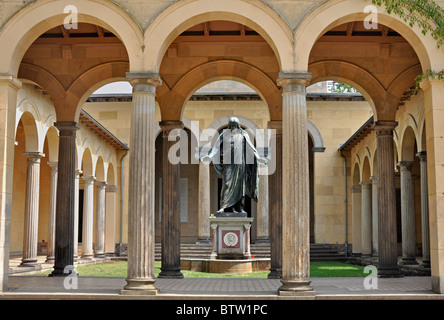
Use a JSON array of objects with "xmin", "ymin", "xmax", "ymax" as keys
[{"xmin": 332, "ymin": 82, "xmax": 359, "ymax": 93}]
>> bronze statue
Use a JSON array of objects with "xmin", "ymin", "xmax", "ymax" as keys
[{"xmin": 200, "ymin": 117, "xmax": 268, "ymax": 215}]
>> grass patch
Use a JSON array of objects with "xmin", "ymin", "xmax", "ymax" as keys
[{"xmin": 27, "ymin": 261, "xmax": 366, "ymax": 278}]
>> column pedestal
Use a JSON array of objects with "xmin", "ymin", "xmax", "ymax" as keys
[{"xmin": 20, "ymin": 152, "xmax": 44, "ymax": 269}]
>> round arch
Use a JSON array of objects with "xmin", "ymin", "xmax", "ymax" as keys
[
  {"xmin": 399, "ymin": 125, "xmax": 418, "ymax": 162},
  {"xmin": 0, "ymin": 0, "xmax": 143, "ymax": 76},
  {"xmin": 80, "ymin": 147, "xmax": 94, "ymax": 177},
  {"xmin": 157, "ymin": 60, "xmax": 280, "ymax": 121},
  {"xmin": 361, "ymin": 156, "xmax": 371, "ymax": 182},
  {"xmin": 294, "ymin": 0, "xmax": 444, "ymax": 73},
  {"xmin": 95, "ymin": 156, "xmax": 106, "ymax": 182},
  {"xmin": 44, "ymin": 126, "xmax": 59, "ymax": 163},
  {"xmin": 143, "ymin": 0, "xmax": 294, "ymax": 73},
  {"xmin": 107, "ymin": 162, "xmax": 116, "ymax": 186},
  {"xmin": 16, "ymin": 111, "xmax": 40, "ymax": 153}
]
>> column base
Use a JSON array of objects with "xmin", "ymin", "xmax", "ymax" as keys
[
  {"xmin": 45, "ymin": 257, "xmax": 55, "ymax": 263},
  {"xmin": 196, "ymin": 239, "xmax": 211, "ymax": 245},
  {"xmin": 267, "ymin": 269, "xmax": 282, "ymax": 279},
  {"xmin": 49, "ymin": 267, "xmax": 77, "ymax": 277},
  {"xmin": 81, "ymin": 254, "xmax": 94, "ymax": 260},
  {"xmin": 94, "ymin": 253, "xmax": 106, "ymax": 259},
  {"xmin": 278, "ymin": 280, "xmax": 315, "ymax": 297},
  {"xmin": 19, "ymin": 261, "xmax": 42, "ymax": 270},
  {"xmin": 377, "ymin": 267, "xmax": 403, "ymax": 278},
  {"xmin": 158, "ymin": 268, "xmax": 184, "ymax": 279},
  {"xmin": 421, "ymin": 260, "xmax": 431, "ymax": 268},
  {"xmin": 121, "ymin": 278, "xmax": 158, "ymax": 295},
  {"xmin": 399, "ymin": 258, "xmax": 418, "ymax": 266}
]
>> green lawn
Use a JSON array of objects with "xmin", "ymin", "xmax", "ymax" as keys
[{"xmin": 28, "ymin": 261, "xmax": 367, "ymax": 278}]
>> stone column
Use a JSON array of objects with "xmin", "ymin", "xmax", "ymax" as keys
[
  {"xmin": 360, "ymin": 181, "xmax": 372, "ymax": 257},
  {"xmin": 370, "ymin": 176, "xmax": 379, "ymax": 256},
  {"xmin": 105, "ymin": 185, "xmax": 118, "ymax": 256},
  {"xmin": 398, "ymin": 161, "xmax": 417, "ymax": 265},
  {"xmin": 0, "ymin": 75, "xmax": 21, "ymax": 291},
  {"xmin": 45, "ymin": 161, "xmax": 58, "ymax": 263},
  {"xmin": 210, "ymin": 223, "xmax": 218, "ymax": 259},
  {"xmin": 244, "ymin": 223, "xmax": 252, "ymax": 258},
  {"xmin": 256, "ymin": 163, "xmax": 269, "ymax": 243},
  {"xmin": 95, "ymin": 181, "xmax": 106, "ymax": 258},
  {"xmin": 351, "ymin": 185, "xmax": 362, "ymax": 255},
  {"xmin": 374, "ymin": 121, "xmax": 402, "ymax": 277},
  {"xmin": 50, "ymin": 122, "xmax": 80, "ymax": 277},
  {"xmin": 417, "ymin": 151, "xmax": 430, "ymax": 268},
  {"xmin": 20, "ymin": 152, "xmax": 44, "ymax": 268},
  {"xmin": 277, "ymin": 72, "xmax": 315, "ymax": 296},
  {"xmin": 158, "ymin": 120, "xmax": 184, "ymax": 279},
  {"xmin": 122, "ymin": 74, "xmax": 160, "ymax": 295},
  {"xmin": 197, "ymin": 158, "xmax": 211, "ymax": 243},
  {"xmin": 82, "ymin": 176, "xmax": 95, "ymax": 260},
  {"xmin": 267, "ymin": 120, "xmax": 282, "ymax": 279},
  {"xmin": 73, "ymin": 170, "xmax": 81, "ymax": 260}
]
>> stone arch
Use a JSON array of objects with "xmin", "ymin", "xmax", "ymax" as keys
[
  {"xmin": 361, "ymin": 156, "xmax": 371, "ymax": 182},
  {"xmin": 294, "ymin": 0, "xmax": 444, "ymax": 73},
  {"xmin": 95, "ymin": 156, "xmax": 106, "ymax": 182},
  {"xmin": 80, "ymin": 147, "xmax": 93, "ymax": 177},
  {"xmin": 143, "ymin": 0, "xmax": 294, "ymax": 73},
  {"xmin": 16, "ymin": 111, "xmax": 40, "ymax": 153},
  {"xmin": 68, "ymin": 61, "xmax": 130, "ymax": 122},
  {"xmin": 307, "ymin": 121, "xmax": 325, "ymax": 152},
  {"xmin": 107, "ymin": 162, "xmax": 116, "ymax": 186},
  {"xmin": 352, "ymin": 161, "xmax": 361, "ymax": 186},
  {"xmin": 400, "ymin": 125, "xmax": 418, "ymax": 162},
  {"xmin": 44, "ymin": 126, "xmax": 59, "ymax": 163},
  {"xmin": 157, "ymin": 60, "xmax": 280, "ymax": 121},
  {"xmin": 308, "ymin": 60, "xmax": 383, "ymax": 118},
  {"xmin": 0, "ymin": 0, "xmax": 143, "ymax": 76}
]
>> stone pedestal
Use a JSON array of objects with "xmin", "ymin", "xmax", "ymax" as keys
[{"xmin": 209, "ymin": 216, "xmax": 253, "ymax": 260}]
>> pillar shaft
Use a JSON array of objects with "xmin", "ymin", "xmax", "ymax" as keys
[
  {"xmin": 46, "ymin": 162, "xmax": 58, "ymax": 262},
  {"xmin": 374, "ymin": 121, "xmax": 402, "ymax": 277},
  {"xmin": 122, "ymin": 74, "xmax": 160, "ymax": 295},
  {"xmin": 417, "ymin": 152, "xmax": 430, "ymax": 267},
  {"xmin": 158, "ymin": 120, "xmax": 184, "ymax": 279},
  {"xmin": 277, "ymin": 73, "xmax": 314, "ymax": 296},
  {"xmin": 95, "ymin": 181, "xmax": 106, "ymax": 258},
  {"xmin": 267, "ymin": 120, "xmax": 282, "ymax": 279},
  {"xmin": 351, "ymin": 185, "xmax": 362, "ymax": 255},
  {"xmin": 360, "ymin": 181, "xmax": 372, "ymax": 256},
  {"xmin": 82, "ymin": 176, "xmax": 95, "ymax": 259},
  {"xmin": 105, "ymin": 185, "xmax": 118, "ymax": 255},
  {"xmin": 51, "ymin": 121, "xmax": 80, "ymax": 277},
  {"xmin": 197, "ymin": 159, "xmax": 211, "ymax": 243},
  {"xmin": 398, "ymin": 161, "xmax": 417, "ymax": 265},
  {"xmin": 73, "ymin": 170, "xmax": 81, "ymax": 260},
  {"xmin": 256, "ymin": 163, "xmax": 269, "ymax": 242},
  {"xmin": 20, "ymin": 152, "xmax": 44, "ymax": 267},
  {"xmin": 370, "ymin": 176, "xmax": 379, "ymax": 256}
]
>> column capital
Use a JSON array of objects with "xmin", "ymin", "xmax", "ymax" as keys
[
  {"xmin": 95, "ymin": 181, "xmax": 107, "ymax": 188},
  {"xmin": 360, "ymin": 181, "xmax": 372, "ymax": 188},
  {"xmin": 126, "ymin": 72, "xmax": 161, "ymax": 93},
  {"xmin": 54, "ymin": 121, "xmax": 80, "ymax": 137},
  {"xmin": 417, "ymin": 151, "xmax": 427, "ymax": 160},
  {"xmin": 0, "ymin": 74, "xmax": 22, "ymax": 90},
  {"xmin": 370, "ymin": 176, "xmax": 378, "ymax": 183},
  {"xmin": 82, "ymin": 175, "xmax": 96, "ymax": 183},
  {"xmin": 372, "ymin": 120, "xmax": 398, "ymax": 136},
  {"xmin": 277, "ymin": 72, "xmax": 311, "ymax": 94},
  {"xmin": 159, "ymin": 120, "xmax": 184, "ymax": 137},
  {"xmin": 397, "ymin": 161, "xmax": 414, "ymax": 171},
  {"xmin": 23, "ymin": 152, "xmax": 45, "ymax": 159}
]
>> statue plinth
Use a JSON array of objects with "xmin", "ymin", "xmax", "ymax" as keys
[{"xmin": 209, "ymin": 215, "xmax": 253, "ymax": 260}]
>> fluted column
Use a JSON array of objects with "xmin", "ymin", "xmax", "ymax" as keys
[
  {"xmin": 45, "ymin": 161, "xmax": 58, "ymax": 263},
  {"xmin": 277, "ymin": 72, "xmax": 314, "ymax": 296},
  {"xmin": 95, "ymin": 181, "xmax": 106, "ymax": 258},
  {"xmin": 20, "ymin": 152, "xmax": 44, "ymax": 268},
  {"xmin": 197, "ymin": 158, "xmax": 211, "ymax": 243},
  {"xmin": 73, "ymin": 170, "xmax": 81, "ymax": 260},
  {"xmin": 370, "ymin": 176, "xmax": 379, "ymax": 256},
  {"xmin": 50, "ymin": 122, "xmax": 80, "ymax": 277},
  {"xmin": 398, "ymin": 161, "xmax": 417, "ymax": 265},
  {"xmin": 256, "ymin": 163, "xmax": 269, "ymax": 243},
  {"xmin": 360, "ymin": 181, "xmax": 372, "ymax": 257},
  {"xmin": 267, "ymin": 120, "xmax": 282, "ymax": 279},
  {"xmin": 351, "ymin": 185, "xmax": 362, "ymax": 255},
  {"xmin": 158, "ymin": 121, "xmax": 184, "ymax": 279},
  {"xmin": 122, "ymin": 74, "xmax": 161, "ymax": 295},
  {"xmin": 374, "ymin": 121, "xmax": 402, "ymax": 277},
  {"xmin": 82, "ymin": 176, "xmax": 95, "ymax": 259},
  {"xmin": 417, "ymin": 151, "xmax": 430, "ymax": 268}
]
